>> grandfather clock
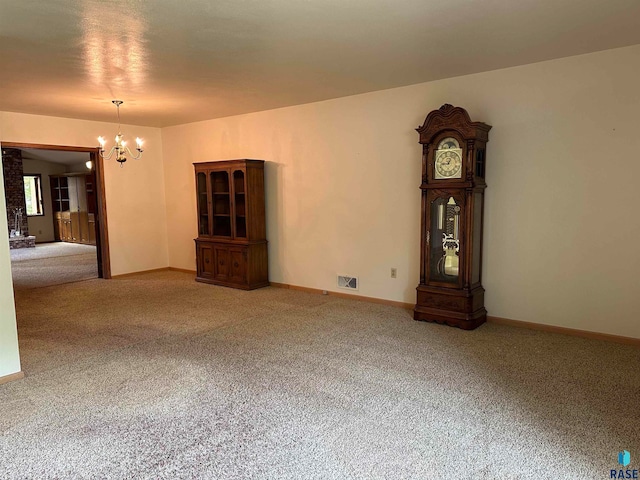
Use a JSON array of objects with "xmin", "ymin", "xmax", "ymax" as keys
[{"xmin": 414, "ymin": 104, "xmax": 492, "ymax": 330}]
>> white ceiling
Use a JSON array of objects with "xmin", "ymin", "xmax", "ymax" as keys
[
  {"xmin": 1, "ymin": 0, "xmax": 639, "ymax": 127},
  {"xmin": 18, "ymin": 148, "xmax": 90, "ymax": 166}
]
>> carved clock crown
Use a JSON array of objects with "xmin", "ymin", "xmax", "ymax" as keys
[{"xmin": 416, "ymin": 104, "xmax": 491, "ymax": 144}]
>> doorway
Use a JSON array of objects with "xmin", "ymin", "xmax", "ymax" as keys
[{"xmin": 1, "ymin": 142, "xmax": 110, "ymax": 289}]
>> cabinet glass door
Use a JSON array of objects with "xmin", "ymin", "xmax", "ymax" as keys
[
  {"xmin": 196, "ymin": 172, "xmax": 210, "ymax": 235},
  {"xmin": 233, "ymin": 170, "xmax": 247, "ymax": 238},
  {"xmin": 211, "ymin": 171, "xmax": 232, "ymax": 237},
  {"xmin": 428, "ymin": 193, "xmax": 463, "ymax": 286},
  {"xmin": 51, "ymin": 176, "xmax": 70, "ymax": 212}
]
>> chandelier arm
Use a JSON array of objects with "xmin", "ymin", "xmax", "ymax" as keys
[
  {"xmin": 123, "ymin": 145, "xmax": 143, "ymax": 160},
  {"xmin": 100, "ymin": 145, "xmax": 118, "ymax": 160}
]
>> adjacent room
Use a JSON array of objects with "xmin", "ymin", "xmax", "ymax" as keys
[
  {"xmin": 3, "ymin": 147, "xmax": 101, "ymax": 290},
  {"xmin": 0, "ymin": 1, "xmax": 639, "ymax": 479}
]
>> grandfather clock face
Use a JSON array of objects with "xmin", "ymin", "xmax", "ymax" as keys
[{"xmin": 433, "ymin": 137, "xmax": 463, "ymax": 180}]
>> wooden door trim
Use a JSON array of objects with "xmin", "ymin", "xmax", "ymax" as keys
[
  {"xmin": 1, "ymin": 141, "xmax": 111, "ymax": 279},
  {"xmin": 91, "ymin": 149, "xmax": 111, "ymax": 278},
  {"xmin": 1, "ymin": 142, "xmax": 98, "ymax": 153}
]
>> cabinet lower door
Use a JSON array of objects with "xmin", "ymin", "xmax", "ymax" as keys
[
  {"xmin": 78, "ymin": 212, "xmax": 90, "ymax": 243},
  {"xmin": 229, "ymin": 248, "xmax": 246, "ymax": 283},
  {"xmin": 197, "ymin": 242, "xmax": 215, "ymax": 279},
  {"xmin": 88, "ymin": 215, "xmax": 96, "ymax": 245},
  {"xmin": 195, "ymin": 240, "xmax": 267, "ymax": 290},
  {"xmin": 70, "ymin": 212, "xmax": 80, "ymax": 242},
  {"xmin": 213, "ymin": 246, "xmax": 230, "ymax": 281},
  {"xmin": 54, "ymin": 217, "xmax": 62, "ymax": 241},
  {"xmin": 62, "ymin": 218, "xmax": 71, "ymax": 241}
]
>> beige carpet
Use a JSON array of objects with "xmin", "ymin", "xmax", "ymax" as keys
[
  {"xmin": 10, "ymin": 242, "xmax": 97, "ymax": 262},
  {"xmin": 1, "ymin": 270, "xmax": 639, "ymax": 479},
  {"xmin": 10, "ymin": 242, "xmax": 98, "ymax": 290}
]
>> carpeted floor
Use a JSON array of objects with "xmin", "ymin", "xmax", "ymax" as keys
[
  {"xmin": 10, "ymin": 242, "xmax": 97, "ymax": 262},
  {"xmin": 10, "ymin": 242, "xmax": 98, "ymax": 290},
  {"xmin": 1, "ymin": 270, "xmax": 638, "ymax": 479}
]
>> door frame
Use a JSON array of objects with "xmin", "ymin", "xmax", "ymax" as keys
[{"xmin": 1, "ymin": 142, "xmax": 111, "ymax": 279}]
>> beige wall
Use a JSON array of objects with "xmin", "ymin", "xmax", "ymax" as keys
[
  {"xmin": 162, "ymin": 45, "xmax": 640, "ymax": 339},
  {"xmin": 0, "ymin": 123, "xmax": 22, "ymax": 378},
  {"xmin": 0, "ymin": 44, "xmax": 637, "ymax": 381},
  {"xmin": 22, "ymin": 158, "xmax": 68, "ymax": 243},
  {"xmin": 0, "ymin": 112, "xmax": 169, "ymax": 275}
]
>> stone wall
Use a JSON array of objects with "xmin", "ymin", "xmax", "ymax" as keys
[
  {"xmin": 2, "ymin": 148, "xmax": 29, "ymax": 237},
  {"xmin": 9, "ymin": 236, "xmax": 35, "ymax": 249}
]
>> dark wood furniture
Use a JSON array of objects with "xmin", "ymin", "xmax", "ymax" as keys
[
  {"xmin": 50, "ymin": 172, "xmax": 96, "ymax": 245},
  {"xmin": 194, "ymin": 160, "xmax": 269, "ymax": 290},
  {"xmin": 414, "ymin": 104, "xmax": 492, "ymax": 330}
]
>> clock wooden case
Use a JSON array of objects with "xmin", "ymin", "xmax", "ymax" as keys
[
  {"xmin": 414, "ymin": 104, "xmax": 492, "ymax": 330},
  {"xmin": 194, "ymin": 159, "xmax": 269, "ymax": 290}
]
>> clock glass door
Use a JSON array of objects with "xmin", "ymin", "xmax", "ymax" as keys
[{"xmin": 428, "ymin": 193, "xmax": 463, "ymax": 286}]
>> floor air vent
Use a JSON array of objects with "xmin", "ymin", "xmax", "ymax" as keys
[{"xmin": 337, "ymin": 275, "xmax": 358, "ymax": 291}]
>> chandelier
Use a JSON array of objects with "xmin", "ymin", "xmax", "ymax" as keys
[{"xmin": 98, "ymin": 100, "xmax": 143, "ymax": 166}]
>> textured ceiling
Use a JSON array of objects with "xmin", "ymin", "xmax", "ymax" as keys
[
  {"xmin": 1, "ymin": 0, "xmax": 640, "ymax": 127},
  {"xmin": 19, "ymin": 148, "xmax": 90, "ymax": 165}
]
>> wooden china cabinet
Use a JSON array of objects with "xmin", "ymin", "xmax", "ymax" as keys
[
  {"xmin": 194, "ymin": 160, "xmax": 269, "ymax": 290},
  {"xmin": 50, "ymin": 172, "xmax": 96, "ymax": 245}
]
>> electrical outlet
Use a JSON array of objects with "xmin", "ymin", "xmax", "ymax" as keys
[{"xmin": 391, "ymin": 268, "xmax": 397, "ymax": 279}]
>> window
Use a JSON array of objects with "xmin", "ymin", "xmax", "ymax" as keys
[{"xmin": 23, "ymin": 174, "xmax": 44, "ymax": 216}]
